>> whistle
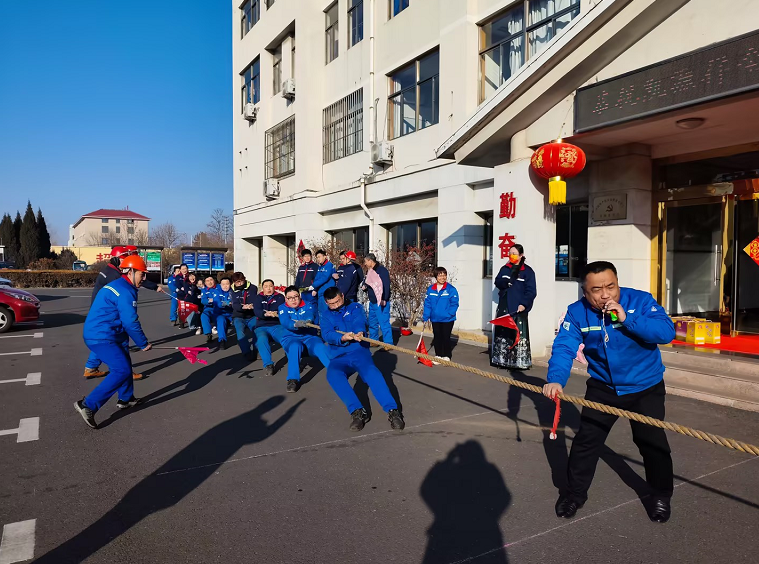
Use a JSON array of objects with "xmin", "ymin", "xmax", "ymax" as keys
[{"xmin": 610, "ymin": 311, "xmax": 618, "ymax": 322}]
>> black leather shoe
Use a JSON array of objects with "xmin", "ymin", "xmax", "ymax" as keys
[
  {"xmin": 555, "ymin": 496, "xmax": 583, "ymax": 518},
  {"xmin": 647, "ymin": 497, "xmax": 671, "ymax": 523}
]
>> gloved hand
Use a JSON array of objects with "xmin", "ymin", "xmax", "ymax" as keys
[
  {"xmin": 293, "ymin": 320, "xmax": 308, "ymax": 328},
  {"xmin": 307, "ymin": 286, "xmax": 314, "ymax": 292}
]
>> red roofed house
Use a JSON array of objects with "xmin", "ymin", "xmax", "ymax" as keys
[{"xmin": 69, "ymin": 208, "xmax": 151, "ymax": 247}]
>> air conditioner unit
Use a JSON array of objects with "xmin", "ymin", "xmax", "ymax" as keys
[
  {"xmin": 371, "ymin": 141, "xmax": 394, "ymax": 165},
  {"xmin": 281, "ymin": 78, "xmax": 296, "ymax": 99},
  {"xmin": 263, "ymin": 178, "xmax": 280, "ymax": 199},
  {"xmin": 244, "ymin": 103, "xmax": 258, "ymax": 121}
]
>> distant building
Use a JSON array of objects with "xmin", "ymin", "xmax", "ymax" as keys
[{"xmin": 69, "ymin": 208, "xmax": 150, "ymax": 247}]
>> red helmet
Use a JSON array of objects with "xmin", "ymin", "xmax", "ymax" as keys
[
  {"xmin": 119, "ymin": 255, "xmax": 148, "ymax": 273},
  {"xmin": 344, "ymin": 251, "xmax": 357, "ymax": 261},
  {"xmin": 125, "ymin": 245, "xmax": 139, "ymax": 255},
  {"xmin": 111, "ymin": 246, "xmax": 130, "ymax": 258}
]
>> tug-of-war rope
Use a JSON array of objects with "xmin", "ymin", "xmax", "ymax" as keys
[{"xmin": 306, "ymin": 323, "xmax": 759, "ymax": 457}]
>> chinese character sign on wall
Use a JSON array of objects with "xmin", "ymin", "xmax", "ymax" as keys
[
  {"xmin": 500, "ymin": 192, "xmax": 517, "ymax": 219},
  {"xmin": 498, "ymin": 233, "xmax": 517, "ymax": 259}
]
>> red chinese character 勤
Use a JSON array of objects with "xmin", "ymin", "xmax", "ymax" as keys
[
  {"xmin": 498, "ymin": 233, "xmax": 517, "ymax": 259},
  {"xmin": 499, "ymin": 192, "xmax": 517, "ymax": 219}
]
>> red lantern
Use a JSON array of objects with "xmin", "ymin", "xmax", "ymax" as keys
[{"xmin": 530, "ymin": 141, "xmax": 586, "ymax": 205}]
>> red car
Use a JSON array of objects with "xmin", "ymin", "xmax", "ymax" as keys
[{"xmin": 0, "ymin": 287, "xmax": 41, "ymax": 333}]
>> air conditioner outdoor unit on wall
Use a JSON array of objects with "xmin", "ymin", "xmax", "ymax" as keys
[
  {"xmin": 263, "ymin": 178, "xmax": 280, "ymax": 199},
  {"xmin": 281, "ymin": 78, "xmax": 296, "ymax": 99},
  {"xmin": 371, "ymin": 141, "xmax": 394, "ymax": 165},
  {"xmin": 244, "ymin": 103, "xmax": 258, "ymax": 121}
]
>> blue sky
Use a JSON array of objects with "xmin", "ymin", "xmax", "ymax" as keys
[{"xmin": 0, "ymin": 1, "xmax": 232, "ymax": 245}]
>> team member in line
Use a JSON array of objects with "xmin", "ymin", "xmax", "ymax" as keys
[
  {"xmin": 362, "ymin": 253, "xmax": 393, "ymax": 345},
  {"xmin": 277, "ymin": 286, "xmax": 331, "ymax": 393},
  {"xmin": 296, "ymin": 248, "xmax": 319, "ymax": 313},
  {"xmin": 308, "ymin": 249, "xmax": 336, "ymax": 325},
  {"xmin": 83, "ymin": 246, "xmax": 163, "ymax": 380},
  {"xmin": 423, "ymin": 267, "xmax": 460, "ymax": 362},
  {"xmin": 203, "ymin": 277, "xmax": 233, "ymax": 349},
  {"xmin": 320, "ymin": 287, "xmax": 405, "ymax": 432},
  {"xmin": 167, "ymin": 265, "xmax": 182, "ymax": 326},
  {"xmin": 253, "ymin": 279, "xmax": 285, "ymax": 377},
  {"xmin": 333, "ymin": 250, "xmax": 363, "ymax": 302},
  {"xmin": 199, "ymin": 275, "xmax": 218, "ymax": 342},
  {"xmin": 182, "ymin": 273, "xmax": 202, "ymax": 334},
  {"xmin": 75, "ymin": 255, "xmax": 153, "ymax": 429},
  {"xmin": 544, "ymin": 261, "xmax": 675, "ymax": 523},
  {"xmin": 231, "ymin": 272, "xmax": 258, "ymax": 360}
]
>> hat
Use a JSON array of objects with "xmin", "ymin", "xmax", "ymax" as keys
[
  {"xmin": 344, "ymin": 250, "xmax": 357, "ymax": 261},
  {"xmin": 119, "ymin": 255, "xmax": 148, "ymax": 273}
]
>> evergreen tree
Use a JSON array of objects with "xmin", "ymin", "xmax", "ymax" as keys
[
  {"xmin": 12, "ymin": 212, "xmax": 22, "ymax": 263},
  {"xmin": 0, "ymin": 214, "xmax": 17, "ymax": 263},
  {"xmin": 19, "ymin": 201, "xmax": 39, "ymax": 268},
  {"xmin": 36, "ymin": 208, "xmax": 51, "ymax": 259}
]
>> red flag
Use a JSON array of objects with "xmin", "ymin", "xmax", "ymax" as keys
[
  {"xmin": 489, "ymin": 314, "xmax": 521, "ymax": 350},
  {"xmin": 177, "ymin": 301, "xmax": 199, "ymax": 324},
  {"xmin": 177, "ymin": 347, "xmax": 210, "ymax": 365},
  {"xmin": 297, "ymin": 240, "xmax": 305, "ymax": 264},
  {"xmin": 415, "ymin": 333, "xmax": 434, "ymax": 367}
]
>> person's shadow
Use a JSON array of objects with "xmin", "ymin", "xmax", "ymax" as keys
[
  {"xmin": 421, "ymin": 440, "xmax": 510, "ymax": 564},
  {"xmin": 34, "ymin": 396, "xmax": 303, "ymax": 564}
]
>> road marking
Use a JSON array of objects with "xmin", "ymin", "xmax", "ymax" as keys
[
  {"xmin": 30, "ymin": 349, "xmax": 41, "ymax": 357},
  {"xmin": 0, "ymin": 519, "xmax": 36, "ymax": 564},
  {"xmin": 0, "ymin": 373, "xmax": 41, "ymax": 386},
  {"xmin": 0, "ymin": 349, "xmax": 42, "ymax": 357},
  {"xmin": 0, "ymin": 333, "xmax": 42, "ymax": 340},
  {"xmin": 0, "ymin": 418, "xmax": 39, "ymax": 443}
]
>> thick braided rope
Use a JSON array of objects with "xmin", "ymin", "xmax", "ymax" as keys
[{"xmin": 306, "ymin": 323, "xmax": 759, "ymax": 457}]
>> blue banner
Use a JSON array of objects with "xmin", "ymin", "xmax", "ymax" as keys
[
  {"xmin": 197, "ymin": 252, "xmax": 211, "ymax": 271},
  {"xmin": 211, "ymin": 252, "xmax": 225, "ymax": 272},
  {"xmin": 182, "ymin": 252, "xmax": 196, "ymax": 270}
]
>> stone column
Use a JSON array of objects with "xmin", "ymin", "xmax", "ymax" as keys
[
  {"xmin": 235, "ymin": 237, "xmax": 261, "ymax": 283},
  {"xmin": 263, "ymin": 236, "xmax": 289, "ymax": 286}
]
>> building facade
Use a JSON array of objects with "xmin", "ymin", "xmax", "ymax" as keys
[{"xmin": 69, "ymin": 208, "xmax": 150, "ymax": 247}]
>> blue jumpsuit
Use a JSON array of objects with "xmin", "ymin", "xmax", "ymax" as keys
[
  {"xmin": 201, "ymin": 287, "xmax": 233, "ymax": 341},
  {"xmin": 82, "ymin": 277, "xmax": 149, "ymax": 412},
  {"xmin": 167, "ymin": 274, "xmax": 179, "ymax": 322},
  {"xmin": 321, "ymin": 300, "xmax": 398, "ymax": 414},
  {"xmin": 277, "ymin": 299, "xmax": 331, "ymax": 382},
  {"xmin": 311, "ymin": 260, "xmax": 336, "ymax": 325}
]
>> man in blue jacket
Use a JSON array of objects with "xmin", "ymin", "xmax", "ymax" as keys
[
  {"xmin": 543, "ymin": 261, "xmax": 675, "ymax": 523},
  {"xmin": 296, "ymin": 248, "xmax": 318, "ymax": 312},
  {"xmin": 167, "ymin": 265, "xmax": 182, "ymax": 325},
  {"xmin": 230, "ymin": 272, "xmax": 258, "ymax": 360},
  {"xmin": 321, "ymin": 287, "xmax": 404, "ymax": 432},
  {"xmin": 277, "ymin": 286, "xmax": 331, "ymax": 393},
  {"xmin": 333, "ymin": 250, "xmax": 363, "ymax": 302},
  {"xmin": 308, "ymin": 249, "xmax": 335, "ymax": 325},
  {"xmin": 75, "ymin": 255, "xmax": 153, "ymax": 429},
  {"xmin": 362, "ymin": 253, "xmax": 393, "ymax": 345},
  {"xmin": 253, "ymin": 279, "xmax": 285, "ymax": 377},
  {"xmin": 202, "ymin": 277, "xmax": 233, "ymax": 349}
]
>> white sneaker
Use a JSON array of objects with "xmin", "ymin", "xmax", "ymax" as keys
[
  {"xmin": 195, "ymin": 328, "xmax": 202, "ymax": 335},
  {"xmin": 212, "ymin": 327, "xmax": 218, "ymax": 335},
  {"xmin": 441, "ymin": 357, "xmax": 451, "ymax": 362},
  {"xmin": 432, "ymin": 360, "xmax": 440, "ymax": 366}
]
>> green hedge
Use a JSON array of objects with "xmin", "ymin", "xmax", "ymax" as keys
[{"xmin": 0, "ymin": 270, "xmax": 98, "ymax": 288}]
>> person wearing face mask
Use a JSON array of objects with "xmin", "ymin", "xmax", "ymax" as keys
[
  {"xmin": 543, "ymin": 261, "xmax": 675, "ymax": 524},
  {"xmin": 492, "ymin": 244, "xmax": 536, "ymax": 370}
]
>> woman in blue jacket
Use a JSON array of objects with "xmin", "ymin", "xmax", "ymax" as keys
[
  {"xmin": 423, "ymin": 267, "xmax": 459, "ymax": 361},
  {"xmin": 492, "ymin": 244, "xmax": 537, "ymax": 370}
]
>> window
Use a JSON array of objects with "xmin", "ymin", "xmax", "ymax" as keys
[
  {"xmin": 242, "ymin": 59, "xmax": 260, "ymax": 108},
  {"xmin": 241, "ymin": 0, "xmax": 260, "ymax": 38},
  {"xmin": 389, "ymin": 219, "xmax": 437, "ymax": 250},
  {"xmin": 101, "ymin": 238, "xmax": 108, "ymax": 245},
  {"xmin": 479, "ymin": 0, "xmax": 579, "ymax": 102},
  {"xmin": 349, "ymin": 0, "xmax": 363, "ymax": 47},
  {"xmin": 265, "ymin": 116, "xmax": 295, "ymax": 179},
  {"xmin": 482, "ymin": 213, "xmax": 493, "ymax": 277},
  {"xmin": 390, "ymin": 0, "xmax": 409, "ymax": 18},
  {"xmin": 325, "ymin": 3, "xmax": 339, "ymax": 64},
  {"xmin": 101, "ymin": 226, "xmax": 109, "ymax": 234},
  {"xmin": 127, "ymin": 219, "xmax": 134, "ymax": 225},
  {"xmin": 115, "ymin": 219, "xmax": 120, "ymax": 224},
  {"xmin": 331, "ymin": 226, "xmax": 369, "ymax": 258},
  {"xmin": 101, "ymin": 219, "xmax": 108, "ymax": 223},
  {"xmin": 323, "ymin": 88, "xmax": 363, "ymax": 164},
  {"xmin": 115, "ymin": 226, "xmax": 121, "ymax": 234},
  {"xmin": 388, "ymin": 51, "xmax": 438, "ymax": 139},
  {"xmin": 555, "ymin": 203, "xmax": 588, "ymax": 279},
  {"xmin": 128, "ymin": 227, "xmax": 135, "ymax": 235},
  {"xmin": 272, "ymin": 44, "xmax": 282, "ymax": 93}
]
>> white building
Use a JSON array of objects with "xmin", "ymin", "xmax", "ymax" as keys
[{"xmin": 233, "ymin": 0, "xmax": 759, "ymax": 355}]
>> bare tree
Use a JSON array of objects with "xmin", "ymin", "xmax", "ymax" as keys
[
  {"xmin": 206, "ymin": 208, "xmax": 232, "ymax": 246},
  {"xmin": 133, "ymin": 229, "xmax": 150, "ymax": 246},
  {"xmin": 150, "ymin": 222, "xmax": 184, "ymax": 248},
  {"xmin": 86, "ymin": 229, "xmax": 123, "ymax": 246}
]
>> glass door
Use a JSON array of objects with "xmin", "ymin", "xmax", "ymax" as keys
[
  {"xmin": 734, "ymin": 199, "xmax": 759, "ymax": 334},
  {"xmin": 663, "ymin": 200, "xmax": 723, "ymax": 319}
]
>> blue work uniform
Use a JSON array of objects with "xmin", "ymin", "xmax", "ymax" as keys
[
  {"xmin": 297, "ymin": 261, "xmax": 319, "ymax": 313},
  {"xmin": 167, "ymin": 274, "xmax": 179, "ymax": 322},
  {"xmin": 494, "ymin": 263, "xmax": 537, "ymax": 314},
  {"xmin": 335, "ymin": 262, "xmax": 362, "ymax": 302},
  {"xmin": 201, "ymin": 286, "xmax": 233, "ymax": 341},
  {"xmin": 321, "ymin": 300, "xmax": 398, "ymax": 414},
  {"xmin": 364, "ymin": 263, "xmax": 393, "ymax": 344},
  {"xmin": 423, "ymin": 282, "xmax": 460, "ymax": 323},
  {"xmin": 253, "ymin": 292, "xmax": 286, "ymax": 369},
  {"xmin": 231, "ymin": 281, "xmax": 259, "ymax": 355},
  {"xmin": 82, "ymin": 277, "xmax": 149, "ymax": 412},
  {"xmin": 310, "ymin": 260, "xmax": 336, "ymax": 325},
  {"xmin": 277, "ymin": 299, "xmax": 331, "ymax": 382}
]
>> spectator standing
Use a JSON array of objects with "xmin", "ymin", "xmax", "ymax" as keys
[
  {"xmin": 296, "ymin": 249, "xmax": 319, "ymax": 312},
  {"xmin": 423, "ymin": 267, "xmax": 459, "ymax": 361},
  {"xmin": 362, "ymin": 253, "xmax": 393, "ymax": 345},
  {"xmin": 309, "ymin": 249, "xmax": 336, "ymax": 324},
  {"xmin": 333, "ymin": 250, "xmax": 363, "ymax": 302}
]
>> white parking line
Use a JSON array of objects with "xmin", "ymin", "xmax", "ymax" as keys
[
  {"xmin": 0, "ymin": 373, "xmax": 41, "ymax": 386},
  {"xmin": 0, "ymin": 519, "xmax": 36, "ymax": 564},
  {"xmin": 0, "ymin": 349, "xmax": 42, "ymax": 357},
  {"xmin": 0, "ymin": 333, "xmax": 42, "ymax": 340},
  {"xmin": 0, "ymin": 418, "xmax": 39, "ymax": 443}
]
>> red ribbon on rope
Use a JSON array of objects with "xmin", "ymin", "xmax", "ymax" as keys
[{"xmin": 549, "ymin": 395, "xmax": 561, "ymax": 440}]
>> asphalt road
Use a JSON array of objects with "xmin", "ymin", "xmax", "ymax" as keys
[{"xmin": 1, "ymin": 288, "xmax": 758, "ymax": 564}]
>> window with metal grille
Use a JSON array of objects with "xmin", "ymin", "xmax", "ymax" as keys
[
  {"xmin": 241, "ymin": 58, "xmax": 260, "ymax": 109},
  {"xmin": 388, "ymin": 50, "xmax": 439, "ymax": 139},
  {"xmin": 323, "ymin": 89, "xmax": 363, "ymax": 164},
  {"xmin": 241, "ymin": 0, "xmax": 260, "ymax": 38},
  {"xmin": 325, "ymin": 3, "xmax": 339, "ymax": 64},
  {"xmin": 348, "ymin": 0, "xmax": 363, "ymax": 48},
  {"xmin": 265, "ymin": 116, "xmax": 295, "ymax": 179}
]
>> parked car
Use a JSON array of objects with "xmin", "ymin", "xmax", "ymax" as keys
[
  {"xmin": 72, "ymin": 260, "xmax": 88, "ymax": 271},
  {"xmin": 0, "ymin": 287, "xmax": 41, "ymax": 333},
  {"xmin": 0, "ymin": 277, "xmax": 13, "ymax": 288}
]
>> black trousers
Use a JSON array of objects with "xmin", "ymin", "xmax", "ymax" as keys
[
  {"xmin": 567, "ymin": 378, "xmax": 674, "ymax": 503},
  {"xmin": 431, "ymin": 321, "xmax": 454, "ymax": 358}
]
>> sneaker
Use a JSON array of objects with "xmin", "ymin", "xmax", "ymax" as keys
[
  {"xmin": 286, "ymin": 379, "xmax": 299, "ymax": 393},
  {"xmin": 221, "ymin": 340, "xmax": 228, "ymax": 350},
  {"xmin": 431, "ymin": 360, "xmax": 440, "ymax": 366},
  {"xmin": 132, "ymin": 372, "xmax": 145, "ymax": 381},
  {"xmin": 263, "ymin": 365, "xmax": 275, "ymax": 377},
  {"xmin": 388, "ymin": 409, "xmax": 405, "ymax": 431},
  {"xmin": 212, "ymin": 327, "xmax": 218, "ymax": 335},
  {"xmin": 74, "ymin": 399, "xmax": 97, "ymax": 429},
  {"xmin": 173, "ymin": 320, "xmax": 179, "ymax": 326},
  {"xmin": 349, "ymin": 408, "xmax": 368, "ymax": 432},
  {"xmin": 83, "ymin": 367, "xmax": 108, "ymax": 379},
  {"xmin": 116, "ymin": 396, "xmax": 142, "ymax": 409},
  {"xmin": 195, "ymin": 328, "xmax": 202, "ymax": 335},
  {"xmin": 441, "ymin": 357, "xmax": 451, "ymax": 362}
]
